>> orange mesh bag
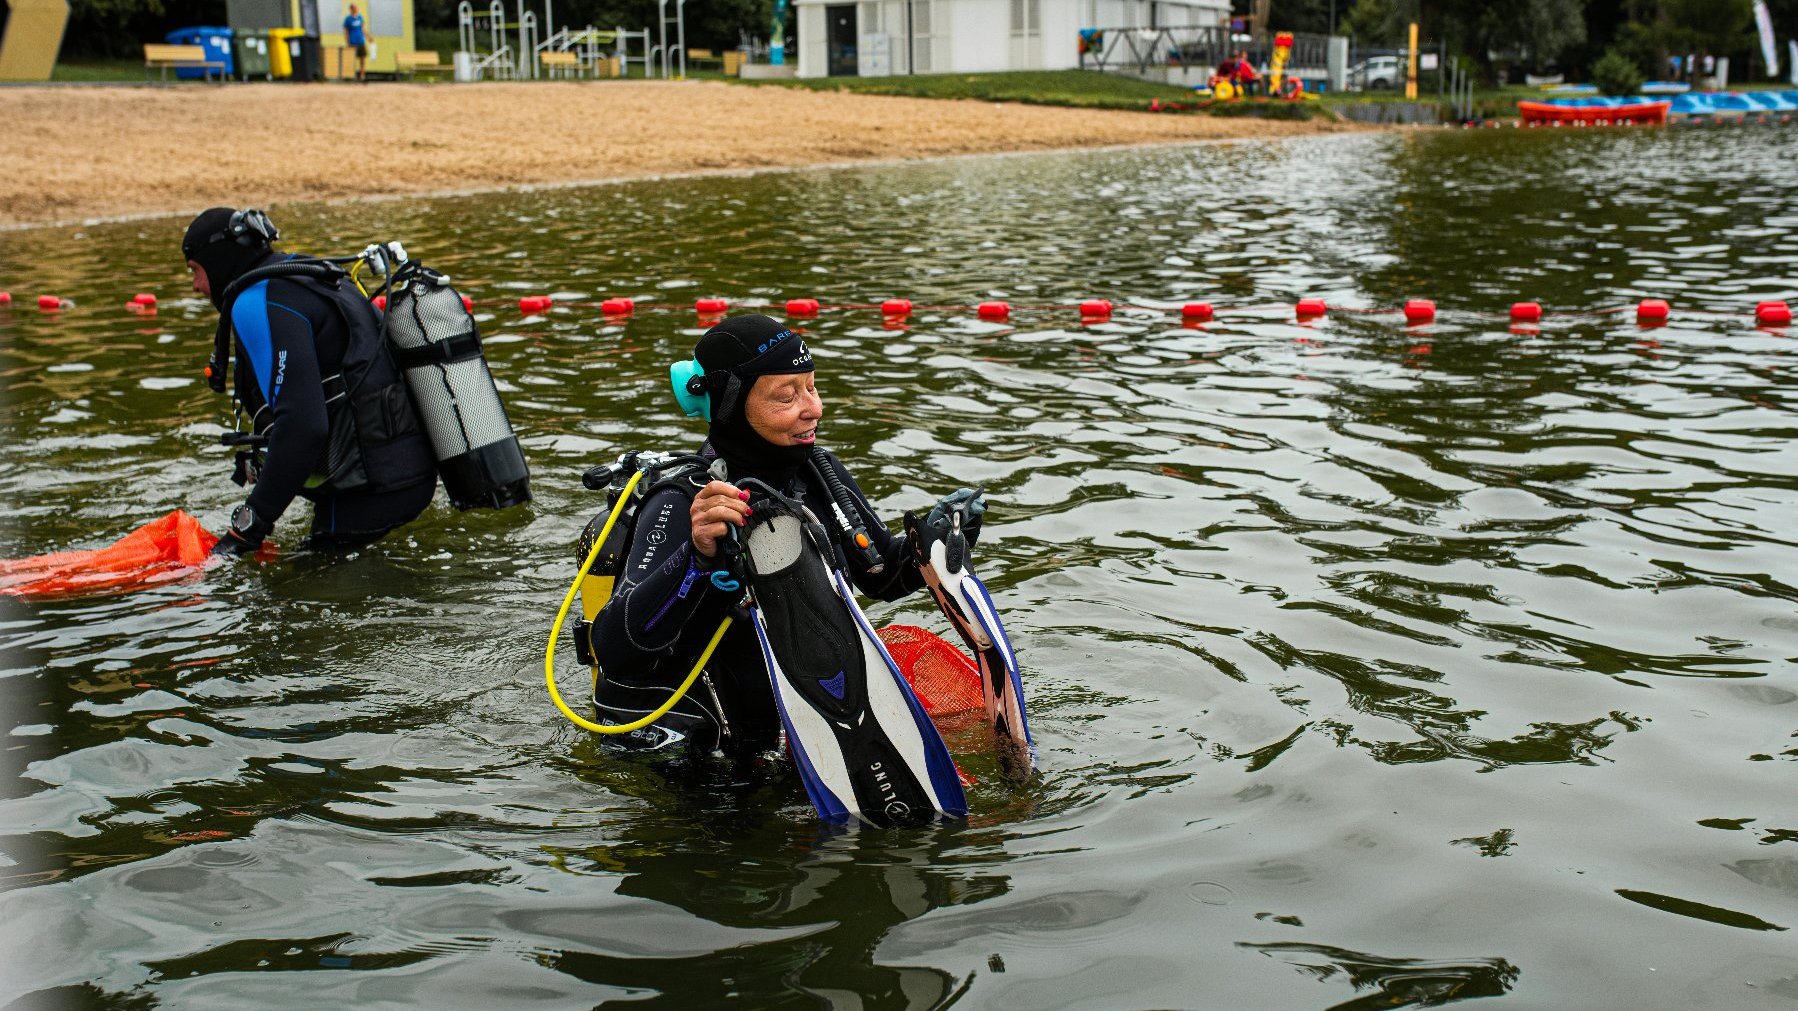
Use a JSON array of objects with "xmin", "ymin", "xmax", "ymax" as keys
[
  {"xmin": 878, "ymin": 624, "xmax": 984, "ymax": 717},
  {"xmin": 0, "ymin": 510, "xmax": 220, "ymax": 600}
]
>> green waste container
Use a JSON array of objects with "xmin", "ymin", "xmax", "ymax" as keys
[
  {"xmin": 268, "ymin": 27, "xmax": 302, "ymax": 78},
  {"xmin": 234, "ymin": 31, "xmax": 272, "ymax": 80}
]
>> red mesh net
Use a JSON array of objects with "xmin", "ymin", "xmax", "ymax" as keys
[
  {"xmin": 0, "ymin": 510, "xmax": 220, "ymax": 600},
  {"xmin": 879, "ymin": 623, "xmax": 983, "ymax": 717}
]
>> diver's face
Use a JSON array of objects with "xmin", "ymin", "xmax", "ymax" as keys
[
  {"xmin": 188, "ymin": 260, "xmax": 211, "ymax": 299},
  {"xmin": 746, "ymin": 372, "xmax": 822, "ymax": 447}
]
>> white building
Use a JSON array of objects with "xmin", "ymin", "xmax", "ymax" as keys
[{"xmin": 792, "ymin": 0, "xmax": 1232, "ymax": 78}]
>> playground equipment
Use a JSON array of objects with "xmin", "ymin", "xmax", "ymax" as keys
[
  {"xmin": 0, "ymin": 0, "xmax": 69, "ymax": 82},
  {"xmin": 458, "ymin": 1, "xmax": 518, "ymax": 79},
  {"xmin": 537, "ymin": 27, "xmax": 651, "ymax": 78},
  {"xmin": 657, "ymin": 0, "xmax": 685, "ymax": 77},
  {"xmin": 1267, "ymin": 31, "xmax": 1312, "ymax": 99},
  {"xmin": 459, "ymin": 0, "xmax": 654, "ymax": 79}
]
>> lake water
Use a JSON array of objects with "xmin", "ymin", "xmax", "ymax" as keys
[{"xmin": 1, "ymin": 126, "xmax": 1794, "ymax": 1008}]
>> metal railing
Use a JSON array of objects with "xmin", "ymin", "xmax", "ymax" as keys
[{"xmin": 1079, "ymin": 26, "xmax": 1330, "ymax": 81}]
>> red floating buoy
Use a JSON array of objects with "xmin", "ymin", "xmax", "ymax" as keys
[
  {"xmin": 1636, "ymin": 298, "xmax": 1670, "ymax": 323},
  {"xmin": 37, "ymin": 295, "xmax": 62, "ymax": 311},
  {"xmin": 132, "ymin": 293, "xmax": 157, "ymax": 307},
  {"xmin": 371, "ymin": 294, "xmax": 387, "ymax": 312},
  {"xmin": 881, "ymin": 298, "xmax": 912, "ymax": 317},
  {"xmin": 1510, "ymin": 301, "xmax": 1543, "ymax": 322},
  {"xmin": 1296, "ymin": 298, "xmax": 1327, "ymax": 318},
  {"xmin": 695, "ymin": 297, "xmax": 728, "ymax": 314},
  {"xmin": 1181, "ymin": 302, "xmax": 1214, "ymax": 322},
  {"xmin": 0, "ymin": 292, "xmax": 11, "ymax": 305},
  {"xmin": 1756, "ymin": 300, "xmax": 1792, "ymax": 326},
  {"xmin": 461, "ymin": 295, "xmax": 475, "ymax": 313},
  {"xmin": 1079, "ymin": 299, "xmax": 1112, "ymax": 319},
  {"xmin": 1403, "ymin": 299, "xmax": 1436, "ymax": 323},
  {"xmin": 785, "ymin": 298, "xmax": 820, "ymax": 317},
  {"xmin": 518, "ymin": 295, "xmax": 552, "ymax": 314},
  {"xmin": 976, "ymin": 301, "xmax": 1010, "ymax": 320},
  {"xmin": 601, "ymin": 297, "xmax": 635, "ymax": 315}
]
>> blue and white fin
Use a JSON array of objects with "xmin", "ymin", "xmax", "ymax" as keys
[{"xmin": 743, "ymin": 493, "xmax": 967, "ymax": 826}]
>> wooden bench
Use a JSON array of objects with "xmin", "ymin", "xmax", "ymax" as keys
[
  {"xmin": 685, "ymin": 47, "xmax": 720, "ymax": 71},
  {"xmin": 395, "ymin": 50, "xmax": 455, "ymax": 80},
  {"xmin": 539, "ymin": 50, "xmax": 581, "ymax": 78},
  {"xmin": 143, "ymin": 43, "xmax": 225, "ymax": 83}
]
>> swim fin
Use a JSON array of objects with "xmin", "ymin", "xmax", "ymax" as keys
[
  {"xmin": 906, "ymin": 503, "xmax": 1034, "ymax": 779},
  {"xmin": 739, "ymin": 483, "xmax": 967, "ymax": 827}
]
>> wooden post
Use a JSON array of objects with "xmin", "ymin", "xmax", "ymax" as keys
[{"xmin": 1406, "ymin": 21, "xmax": 1418, "ymax": 99}]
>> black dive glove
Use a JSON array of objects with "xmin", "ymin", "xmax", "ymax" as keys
[
  {"xmin": 927, "ymin": 487, "xmax": 985, "ymax": 551},
  {"xmin": 213, "ymin": 503, "xmax": 272, "ymax": 557}
]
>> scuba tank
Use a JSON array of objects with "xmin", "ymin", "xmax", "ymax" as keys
[{"xmin": 382, "ymin": 259, "xmax": 531, "ymax": 510}]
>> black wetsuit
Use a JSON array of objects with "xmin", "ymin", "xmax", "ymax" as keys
[
  {"xmin": 230, "ymin": 256, "xmax": 436, "ymax": 548},
  {"xmin": 587, "ymin": 447, "xmax": 926, "ymax": 757}
]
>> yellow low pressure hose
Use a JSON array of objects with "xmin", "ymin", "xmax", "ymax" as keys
[{"xmin": 544, "ymin": 468, "xmax": 732, "ymax": 734}]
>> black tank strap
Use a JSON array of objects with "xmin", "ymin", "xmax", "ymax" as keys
[
  {"xmin": 390, "ymin": 330, "xmax": 483, "ymax": 369},
  {"xmin": 208, "ymin": 259, "xmax": 349, "ymax": 393}
]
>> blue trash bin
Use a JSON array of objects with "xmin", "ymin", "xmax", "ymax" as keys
[{"xmin": 165, "ymin": 26, "xmax": 235, "ymax": 80}]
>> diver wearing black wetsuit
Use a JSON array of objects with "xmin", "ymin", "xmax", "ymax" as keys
[
  {"xmin": 586, "ymin": 315, "xmax": 981, "ymax": 758},
  {"xmin": 183, "ymin": 208, "xmax": 437, "ymax": 555}
]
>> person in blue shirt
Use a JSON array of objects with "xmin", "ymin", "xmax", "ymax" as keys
[
  {"xmin": 181, "ymin": 207, "xmax": 437, "ymax": 556},
  {"xmin": 343, "ymin": 4, "xmax": 367, "ymax": 82}
]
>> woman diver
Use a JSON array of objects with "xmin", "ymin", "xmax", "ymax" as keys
[{"xmin": 586, "ymin": 314, "xmax": 984, "ymax": 761}]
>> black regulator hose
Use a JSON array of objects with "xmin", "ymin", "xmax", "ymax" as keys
[{"xmin": 809, "ymin": 446, "xmax": 885, "ymax": 575}]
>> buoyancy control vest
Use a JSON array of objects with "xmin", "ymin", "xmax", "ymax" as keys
[
  {"xmin": 214, "ymin": 259, "xmax": 437, "ymax": 498},
  {"xmin": 569, "ymin": 451, "xmax": 717, "ymax": 678}
]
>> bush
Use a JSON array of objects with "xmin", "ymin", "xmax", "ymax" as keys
[{"xmin": 1591, "ymin": 49, "xmax": 1644, "ymax": 96}]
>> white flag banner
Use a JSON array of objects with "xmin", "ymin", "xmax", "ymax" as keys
[
  {"xmin": 1753, "ymin": 0, "xmax": 1777, "ymax": 77},
  {"xmin": 1790, "ymin": 39, "xmax": 1797, "ymax": 84}
]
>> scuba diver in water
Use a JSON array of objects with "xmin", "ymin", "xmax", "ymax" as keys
[
  {"xmin": 182, "ymin": 207, "xmax": 438, "ymax": 556},
  {"xmin": 586, "ymin": 314, "xmax": 986, "ymax": 761}
]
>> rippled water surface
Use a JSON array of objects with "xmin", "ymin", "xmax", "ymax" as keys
[{"xmin": 2, "ymin": 127, "xmax": 1795, "ymax": 1009}]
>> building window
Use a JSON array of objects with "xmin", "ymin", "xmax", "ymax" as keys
[
  {"xmin": 1010, "ymin": 0, "xmax": 1040, "ymax": 35},
  {"xmin": 909, "ymin": 0, "xmax": 933, "ymax": 71}
]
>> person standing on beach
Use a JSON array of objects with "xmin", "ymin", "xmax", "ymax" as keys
[{"xmin": 343, "ymin": 4, "xmax": 368, "ymax": 82}]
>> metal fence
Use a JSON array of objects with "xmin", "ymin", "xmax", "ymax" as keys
[{"xmin": 1078, "ymin": 26, "xmax": 1330, "ymax": 81}]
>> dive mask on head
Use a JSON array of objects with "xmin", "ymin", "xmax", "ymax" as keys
[{"xmin": 670, "ymin": 358, "xmax": 711, "ymax": 421}]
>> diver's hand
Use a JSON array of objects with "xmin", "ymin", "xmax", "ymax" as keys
[
  {"xmin": 213, "ymin": 503, "xmax": 271, "ymax": 557},
  {"xmin": 927, "ymin": 488, "xmax": 985, "ymax": 548},
  {"xmin": 691, "ymin": 480, "xmax": 751, "ymax": 559}
]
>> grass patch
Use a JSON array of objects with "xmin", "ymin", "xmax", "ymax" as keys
[
  {"xmin": 736, "ymin": 69, "xmax": 1200, "ymax": 111},
  {"xmin": 51, "ymin": 58, "xmax": 146, "ymax": 82}
]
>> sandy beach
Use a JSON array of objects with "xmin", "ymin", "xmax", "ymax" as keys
[{"xmin": 0, "ymin": 80, "xmax": 1362, "ymax": 228}]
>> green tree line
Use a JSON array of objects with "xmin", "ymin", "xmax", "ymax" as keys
[{"xmin": 1327, "ymin": 0, "xmax": 1798, "ymax": 82}]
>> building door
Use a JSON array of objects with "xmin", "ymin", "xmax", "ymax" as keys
[{"xmin": 826, "ymin": 4, "xmax": 857, "ymax": 76}]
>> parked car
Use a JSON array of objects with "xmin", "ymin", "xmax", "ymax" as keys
[{"xmin": 1348, "ymin": 55, "xmax": 1401, "ymax": 90}]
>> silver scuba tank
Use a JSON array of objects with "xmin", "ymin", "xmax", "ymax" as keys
[{"xmin": 382, "ymin": 261, "xmax": 531, "ymax": 510}]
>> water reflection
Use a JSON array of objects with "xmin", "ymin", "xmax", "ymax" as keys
[{"xmin": 1, "ymin": 126, "xmax": 1794, "ymax": 1006}]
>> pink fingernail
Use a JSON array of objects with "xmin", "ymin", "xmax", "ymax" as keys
[{"xmin": 738, "ymin": 490, "xmax": 750, "ymax": 501}]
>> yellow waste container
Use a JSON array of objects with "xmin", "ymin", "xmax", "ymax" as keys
[{"xmin": 268, "ymin": 27, "xmax": 303, "ymax": 78}]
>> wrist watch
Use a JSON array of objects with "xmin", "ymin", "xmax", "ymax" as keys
[{"xmin": 231, "ymin": 503, "xmax": 263, "ymax": 536}]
